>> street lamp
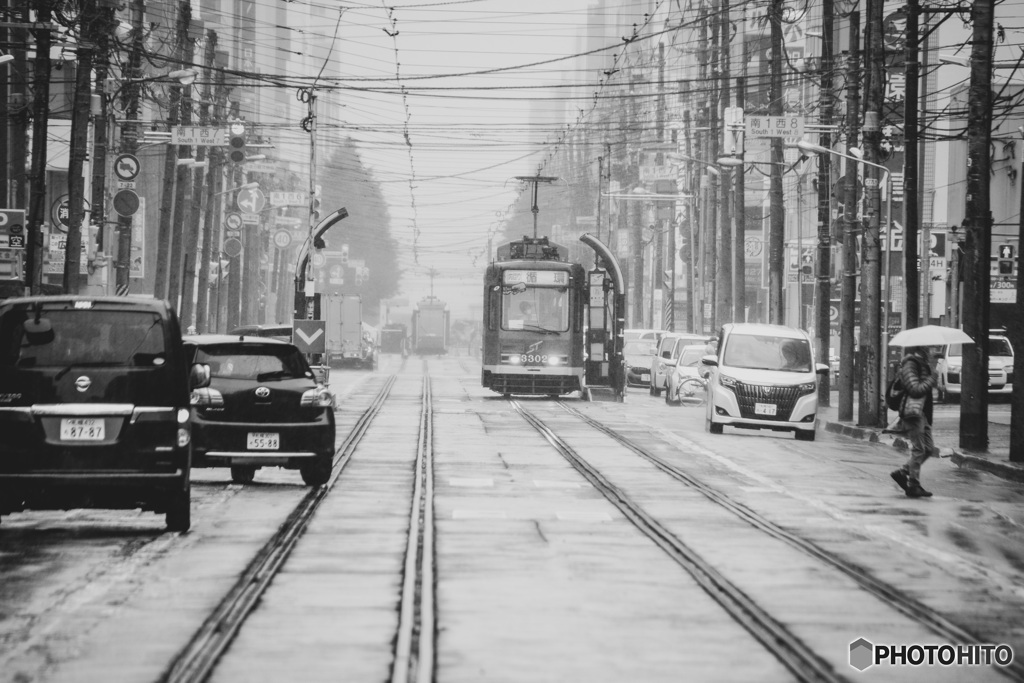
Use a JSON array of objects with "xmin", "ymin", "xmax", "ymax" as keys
[
  {"xmin": 214, "ymin": 181, "xmax": 258, "ymax": 197},
  {"xmin": 796, "ymin": 139, "xmax": 893, "ymax": 424}
]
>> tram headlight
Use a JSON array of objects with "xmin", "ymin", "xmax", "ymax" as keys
[
  {"xmin": 501, "ymin": 353, "xmax": 521, "ymax": 365},
  {"xmin": 547, "ymin": 356, "xmax": 567, "ymax": 366}
]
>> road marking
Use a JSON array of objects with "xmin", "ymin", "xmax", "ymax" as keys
[{"xmin": 555, "ymin": 511, "xmax": 612, "ymax": 522}]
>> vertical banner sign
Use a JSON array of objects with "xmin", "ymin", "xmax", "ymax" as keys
[{"xmin": 130, "ymin": 198, "xmax": 146, "ymax": 278}]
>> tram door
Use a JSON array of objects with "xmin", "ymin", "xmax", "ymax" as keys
[
  {"xmin": 585, "ymin": 268, "xmax": 611, "ymax": 386},
  {"xmin": 579, "ymin": 234, "xmax": 626, "ymax": 401}
]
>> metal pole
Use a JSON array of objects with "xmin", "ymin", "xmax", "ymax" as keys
[
  {"xmin": 767, "ymin": 0, "xmax": 785, "ymax": 323},
  {"xmin": 839, "ymin": 11, "xmax": 861, "ymax": 422}
]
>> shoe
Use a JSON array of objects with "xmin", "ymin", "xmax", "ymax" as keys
[
  {"xmin": 890, "ymin": 468, "xmax": 909, "ymax": 492},
  {"xmin": 905, "ymin": 478, "xmax": 933, "ymax": 498}
]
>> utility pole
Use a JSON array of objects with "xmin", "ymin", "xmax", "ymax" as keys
[
  {"xmin": 196, "ymin": 38, "xmax": 223, "ymax": 334},
  {"xmin": 10, "ymin": 0, "xmax": 28, "ymax": 214},
  {"xmin": 715, "ymin": 0, "xmax": 732, "ymax": 327},
  {"xmin": 115, "ymin": 0, "xmax": 143, "ymax": 294},
  {"xmin": 903, "ymin": 0, "xmax": 920, "ymax": 329},
  {"xmin": 838, "ymin": 12, "xmax": 860, "ymax": 422},
  {"xmin": 167, "ymin": 13, "xmax": 194, "ymax": 309},
  {"xmin": 858, "ymin": 0, "xmax": 884, "ymax": 427},
  {"xmin": 180, "ymin": 31, "xmax": 214, "ymax": 331},
  {"xmin": 64, "ymin": 0, "xmax": 96, "ymax": 295},
  {"xmin": 733, "ymin": 76, "xmax": 746, "ymax": 324},
  {"xmin": 293, "ymin": 88, "xmax": 317, "ymax": 322},
  {"xmin": 155, "ymin": 0, "xmax": 188, "ymax": 301},
  {"xmin": 90, "ymin": 4, "xmax": 115, "ymax": 274},
  {"xmin": 25, "ymin": 0, "xmax": 51, "ymax": 294},
  {"xmin": 960, "ymin": 0, "xmax": 994, "ymax": 451},
  {"xmin": 815, "ymin": 0, "xmax": 834, "ymax": 406},
  {"xmin": 767, "ymin": 0, "xmax": 785, "ymax": 323}
]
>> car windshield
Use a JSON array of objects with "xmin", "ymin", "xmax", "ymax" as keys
[
  {"xmin": 0, "ymin": 308, "xmax": 166, "ymax": 368},
  {"xmin": 990, "ymin": 338, "xmax": 1013, "ymax": 356},
  {"xmin": 502, "ymin": 285, "xmax": 568, "ymax": 332},
  {"xmin": 679, "ymin": 347, "xmax": 705, "ymax": 367},
  {"xmin": 722, "ymin": 334, "xmax": 813, "ymax": 372},
  {"xmin": 195, "ymin": 344, "xmax": 311, "ymax": 381},
  {"xmin": 623, "ymin": 340, "xmax": 655, "ymax": 356}
]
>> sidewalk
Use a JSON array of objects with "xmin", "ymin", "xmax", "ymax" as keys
[{"xmin": 819, "ymin": 396, "xmax": 1024, "ymax": 484}]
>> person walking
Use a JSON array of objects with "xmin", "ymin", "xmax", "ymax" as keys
[{"xmin": 890, "ymin": 345, "xmax": 937, "ymax": 498}]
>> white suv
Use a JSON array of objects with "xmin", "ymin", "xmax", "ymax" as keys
[
  {"xmin": 935, "ymin": 332, "xmax": 1014, "ymax": 403},
  {"xmin": 702, "ymin": 323, "xmax": 829, "ymax": 441}
]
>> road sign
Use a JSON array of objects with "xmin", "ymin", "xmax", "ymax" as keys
[
  {"xmin": 241, "ymin": 212, "xmax": 260, "ymax": 224},
  {"xmin": 225, "ymin": 212, "xmax": 243, "ymax": 230},
  {"xmin": 745, "ymin": 115, "xmax": 805, "ymax": 139},
  {"xmin": 311, "ymin": 251, "xmax": 326, "ymax": 268},
  {"xmin": 0, "ymin": 209, "xmax": 25, "ymax": 250},
  {"xmin": 172, "ymin": 126, "xmax": 224, "ymax": 146},
  {"xmin": 292, "ymin": 319, "xmax": 327, "ymax": 354},
  {"xmin": 112, "ymin": 189, "xmax": 140, "ymax": 217},
  {"xmin": 1000, "ymin": 244, "xmax": 1015, "ymax": 260},
  {"xmin": 273, "ymin": 229, "xmax": 292, "ymax": 249},
  {"xmin": 224, "ymin": 237, "xmax": 242, "ymax": 258},
  {"xmin": 235, "ymin": 187, "xmax": 265, "ymax": 214},
  {"xmin": 226, "ymin": 230, "xmax": 241, "ymax": 238},
  {"xmin": 270, "ymin": 191, "xmax": 307, "ymax": 207},
  {"xmin": 114, "ymin": 154, "xmax": 140, "ymax": 181}
]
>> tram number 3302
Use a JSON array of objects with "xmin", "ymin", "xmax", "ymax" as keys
[{"xmin": 521, "ymin": 354, "xmax": 548, "ymax": 364}]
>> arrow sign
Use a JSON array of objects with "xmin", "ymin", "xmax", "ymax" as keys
[{"xmin": 292, "ymin": 319, "xmax": 326, "ymax": 354}]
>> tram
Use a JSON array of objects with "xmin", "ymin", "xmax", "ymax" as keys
[
  {"xmin": 482, "ymin": 236, "xmax": 589, "ymax": 397},
  {"xmin": 412, "ymin": 296, "xmax": 450, "ymax": 355}
]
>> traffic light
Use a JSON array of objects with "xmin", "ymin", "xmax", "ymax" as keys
[
  {"xmin": 999, "ymin": 244, "xmax": 1015, "ymax": 275},
  {"xmin": 340, "ymin": 243, "xmax": 349, "ymax": 264},
  {"xmin": 228, "ymin": 121, "xmax": 247, "ymax": 163}
]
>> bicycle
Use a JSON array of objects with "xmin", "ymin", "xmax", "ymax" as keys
[{"xmin": 666, "ymin": 375, "xmax": 708, "ymax": 407}]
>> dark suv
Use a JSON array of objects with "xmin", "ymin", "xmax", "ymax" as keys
[
  {"xmin": 184, "ymin": 335, "xmax": 336, "ymax": 486},
  {"xmin": 0, "ymin": 296, "xmax": 202, "ymax": 530}
]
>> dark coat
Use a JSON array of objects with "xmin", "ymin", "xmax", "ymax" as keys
[{"xmin": 898, "ymin": 352, "xmax": 935, "ymax": 422}]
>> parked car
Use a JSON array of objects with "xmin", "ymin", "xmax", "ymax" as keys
[
  {"xmin": 702, "ymin": 323, "xmax": 829, "ymax": 440},
  {"xmin": 664, "ymin": 344, "xmax": 711, "ymax": 405},
  {"xmin": 228, "ymin": 323, "xmax": 293, "ymax": 342},
  {"xmin": 935, "ymin": 331, "xmax": 1014, "ymax": 402},
  {"xmin": 625, "ymin": 328, "xmax": 664, "ymax": 343},
  {"xmin": 184, "ymin": 334, "xmax": 336, "ymax": 486},
  {"xmin": 0, "ymin": 296, "xmax": 203, "ymax": 530},
  {"xmin": 623, "ymin": 339, "xmax": 658, "ymax": 387},
  {"xmin": 650, "ymin": 332, "xmax": 713, "ymax": 396}
]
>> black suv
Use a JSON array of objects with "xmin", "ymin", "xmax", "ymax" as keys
[
  {"xmin": 184, "ymin": 335, "xmax": 336, "ymax": 486},
  {"xmin": 0, "ymin": 296, "xmax": 203, "ymax": 530}
]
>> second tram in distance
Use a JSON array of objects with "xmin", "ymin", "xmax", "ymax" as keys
[{"xmin": 481, "ymin": 236, "xmax": 587, "ymax": 397}]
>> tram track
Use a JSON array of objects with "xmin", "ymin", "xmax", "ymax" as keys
[
  {"xmin": 158, "ymin": 374, "xmax": 399, "ymax": 683},
  {"xmin": 511, "ymin": 400, "xmax": 841, "ymax": 683},
  {"xmin": 391, "ymin": 375, "xmax": 437, "ymax": 683},
  {"xmin": 557, "ymin": 401, "xmax": 1024, "ymax": 680}
]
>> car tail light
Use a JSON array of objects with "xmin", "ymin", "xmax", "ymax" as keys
[
  {"xmin": 177, "ymin": 428, "xmax": 191, "ymax": 447},
  {"xmin": 191, "ymin": 387, "xmax": 224, "ymax": 407},
  {"xmin": 301, "ymin": 388, "xmax": 334, "ymax": 408}
]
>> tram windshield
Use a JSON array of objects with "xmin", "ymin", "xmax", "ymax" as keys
[{"xmin": 502, "ymin": 286, "xmax": 568, "ymax": 332}]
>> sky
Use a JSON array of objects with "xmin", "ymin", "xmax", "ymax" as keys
[{"xmin": 312, "ymin": 0, "xmax": 612, "ymax": 319}]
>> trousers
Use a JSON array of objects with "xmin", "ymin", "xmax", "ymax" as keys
[{"xmin": 901, "ymin": 414, "xmax": 935, "ymax": 480}]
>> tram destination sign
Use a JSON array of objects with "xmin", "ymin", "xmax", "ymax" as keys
[{"xmin": 503, "ymin": 270, "xmax": 568, "ymax": 286}]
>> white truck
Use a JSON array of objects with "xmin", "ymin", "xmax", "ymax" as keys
[{"xmin": 324, "ymin": 294, "xmax": 375, "ymax": 369}]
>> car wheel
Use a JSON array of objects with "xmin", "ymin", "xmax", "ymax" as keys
[
  {"xmin": 795, "ymin": 428, "xmax": 816, "ymax": 442},
  {"xmin": 165, "ymin": 488, "xmax": 191, "ymax": 532},
  {"xmin": 230, "ymin": 465, "xmax": 256, "ymax": 484},
  {"xmin": 651, "ymin": 380, "xmax": 662, "ymax": 397},
  {"xmin": 665, "ymin": 384, "xmax": 679, "ymax": 406},
  {"xmin": 706, "ymin": 416, "xmax": 723, "ymax": 434},
  {"xmin": 301, "ymin": 453, "xmax": 333, "ymax": 487},
  {"xmin": 649, "ymin": 382, "xmax": 657, "ymax": 396}
]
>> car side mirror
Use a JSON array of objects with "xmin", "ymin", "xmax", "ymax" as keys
[
  {"xmin": 815, "ymin": 363, "xmax": 830, "ymax": 375},
  {"xmin": 189, "ymin": 363, "xmax": 211, "ymax": 389},
  {"xmin": 664, "ymin": 359, "xmax": 677, "ymax": 367}
]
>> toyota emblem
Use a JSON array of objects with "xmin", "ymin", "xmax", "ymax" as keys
[
  {"xmin": 255, "ymin": 386, "xmax": 271, "ymax": 398},
  {"xmin": 75, "ymin": 376, "xmax": 92, "ymax": 392}
]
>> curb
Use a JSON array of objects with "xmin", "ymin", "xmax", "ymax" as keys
[{"xmin": 823, "ymin": 419, "xmax": 1024, "ymax": 484}]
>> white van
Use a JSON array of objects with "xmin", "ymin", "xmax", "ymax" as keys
[{"xmin": 702, "ymin": 323, "xmax": 829, "ymax": 441}]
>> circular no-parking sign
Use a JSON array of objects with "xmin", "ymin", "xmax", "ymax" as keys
[
  {"xmin": 114, "ymin": 154, "xmax": 141, "ymax": 181},
  {"xmin": 225, "ymin": 212, "xmax": 243, "ymax": 230}
]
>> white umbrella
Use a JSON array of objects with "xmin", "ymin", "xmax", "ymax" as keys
[{"xmin": 889, "ymin": 325, "xmax": 975, "ymax": 347}]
